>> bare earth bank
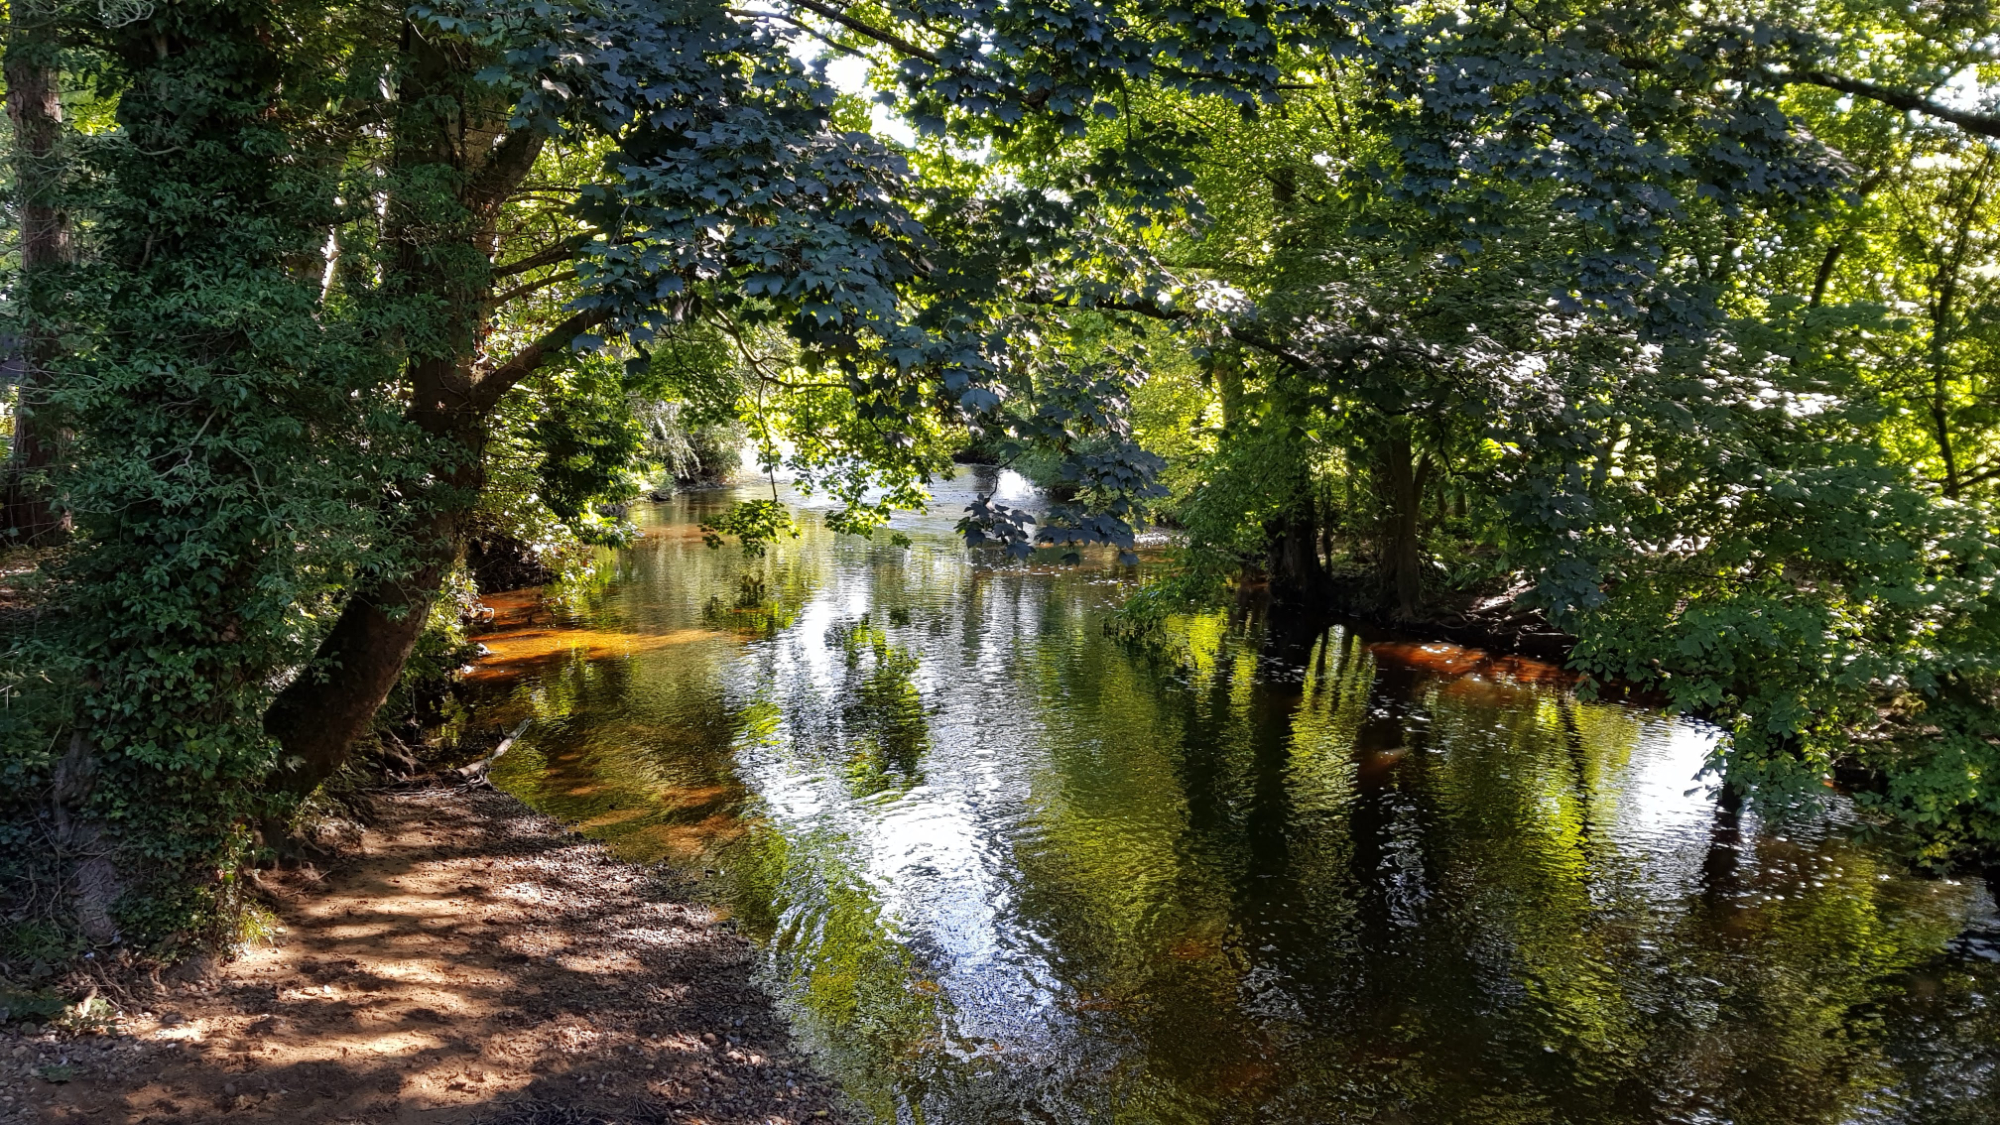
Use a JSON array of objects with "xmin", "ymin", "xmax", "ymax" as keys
[{"xmin": 1, "ymin": 783, "xmax": 850, "ymax": 1125}]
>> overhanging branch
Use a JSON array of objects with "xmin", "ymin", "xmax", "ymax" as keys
[
  {"xmin": 490, "ymin": 269, "xmax": 579, "ymax": 309},
  {"xmin": 1614, "ymin": 54, "xmax": 2000, "ymax": 139},
  {"xmin": 1788, "ymin": 69, "xmax": 2000, "ymax": 141},
  {"xmin": 472, "ymin": 308, "xmax": 615, "ymax": 412},
  {"xmin": 781, "ymin": 0, "xmax": 1276, "ymax": 104},
  {"xmin": 786, "ymin": 0, "xmax": 942, "ymax": 65},
  {"xmin": 494, "ymin": 236, "xmax": 587, "ymax": 279}
]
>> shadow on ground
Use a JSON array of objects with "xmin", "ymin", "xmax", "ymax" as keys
[{"xmin": 5, "ymin": 785, "xmax": 844, "ymax": 1125}]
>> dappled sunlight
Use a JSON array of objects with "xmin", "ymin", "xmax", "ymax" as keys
[
  {"xmin": 491, "ymin": 737, "xmax": 755, "ymax": 867},
  {"xmin": 470, "ymin": 624, "xmax": 715, "ymax": 680},
  {"xmin": 626, "ymin": 814, "xmax": 753, "ymax": 864},
  {"xmin": 465, "ymin": 586, "xmax": 721, "ymax": 684},
  {"xmin": 35, "ymin": 786, "xmax": 839, "ymax": 1124}
]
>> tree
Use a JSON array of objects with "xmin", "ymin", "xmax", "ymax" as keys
[
  {"xmin": 2, "ymin": 0, "xmax": 72, "ymax": 543},
  {"xmin": 14, "ymin": 0, "xmax": 2000, "ymax": 945},
  {"xmin": 16, "ymin": 0, "xmax": 1286, "ymax": 942},
  {"xmin": 1071, "ymin": 1, "xmax": 2000, "ymax": 857}
]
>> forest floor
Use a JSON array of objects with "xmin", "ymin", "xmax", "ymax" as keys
[{"xmin": 0, "ymin": 783, "xmax": 849, "ymax": 1125}]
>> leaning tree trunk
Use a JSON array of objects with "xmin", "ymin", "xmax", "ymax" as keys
[
  {"xmin": 263, "ymin": 27, "xmax": 547, "ymax": 797},
  {"xmin": 4, "ymin": 3, "xmax": 70, "ymax": 543},
  {"xmin": 261, "ymin": 462, "xmax": 470, "ymax": 798},
  {"xmin": 1375, "ymin": 434, "xmax": 1425, "ymax": 620}
]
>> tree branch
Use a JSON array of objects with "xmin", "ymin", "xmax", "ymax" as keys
[
  {"xmin": 1787, "ymin": 70, "xmax": 2000, "ymax": 140},
  {"xmin": 494, "ymin": 238, "xmax": 585, "ymax": 278},
  {"xmin": 494, "ymin": 234, "xmax": 647, "ymax": 279},
  {"xmin": 471, "ymin": 308, "xmax": 614, "ymax": 413},
  {"xmin": 1953, "ymin": 457, "xmax": 2000, "ymax": 489},
  {"xmin": 734, "ymin": 7, "xmax": 873, "ymax": 61},
  {"xmin": 490, "ymin": 269, "xmax": 579, "ymax": 309},
  {"xmin": 786, "ymin": 0, "xmax": 941, "ymax": 65},
  {"xmin": 1017, "ymin": 289, "xmax": 1324, "ymax": 374},
  {"xmin": 469, "ymin": 128, "xmax": 548, "ymax": 211},
  {"xmin": 1611, "ymin": 53, "xmax": 2000, "ymax": 139}
]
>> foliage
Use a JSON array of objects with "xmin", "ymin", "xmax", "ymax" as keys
[
  {"xmin": 524, "ymin": 356, "xmax": 651, "ymax": 539},
  {"xmin": 11, "ymin": 0, "xmax": 417, "ymax": 945},
  {"xmin": 968, "ymin": 0, "xmax": 2000, "ymax": 857},
  {"xmin": 6, "ymin": 0, "xmax": 2000, "ymax": 953},
  {"xmin": 701, "ymin": 497, "xmax": 799, "ymax": 558}
]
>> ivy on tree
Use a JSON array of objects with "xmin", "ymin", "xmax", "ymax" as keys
[{"xmin": 5, "ymin": 0, "xmax": 2000, "ymax": 946}]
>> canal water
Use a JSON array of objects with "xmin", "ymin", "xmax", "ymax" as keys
[{"xmin": 468, "ymin": 469, "xmax": 2000, "ymax": 1125}]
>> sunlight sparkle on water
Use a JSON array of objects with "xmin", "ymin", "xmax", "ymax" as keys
[{"xmin": 478, "ymin": 475, "xmax": 2000, "ymax": 1125}]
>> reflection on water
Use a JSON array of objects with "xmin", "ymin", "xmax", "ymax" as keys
[{"xmin": 472, "ymin": 471, "xmax": 2000, "ymax": 1125}]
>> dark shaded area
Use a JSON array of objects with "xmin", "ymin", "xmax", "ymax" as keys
[
  {"xmin": 1317, "ymin": 575, "xmax": 1576, "ymax": 662},
  {"xmin": 468, "ymin": 533, "xmax": 556, "ymax": 595}
]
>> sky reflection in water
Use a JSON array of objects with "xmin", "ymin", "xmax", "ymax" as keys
[{"xmin": 476, "ymin": 469, "xmax": 2000, "ymax": 1125}]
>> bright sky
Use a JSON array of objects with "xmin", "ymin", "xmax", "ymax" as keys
[
  {"xmin": 1939, "ymin": 63, "xmax": 2000, "ymax": 116},
  {"xmin": 788, "ymin": 30, "xmax": 919, "ymax": 145}
]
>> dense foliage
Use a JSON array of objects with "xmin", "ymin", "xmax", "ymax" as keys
[
  {"xmin": 0, "ymin": 0, "xmax": 1996, "ymax": 952},
  {"xmin": 1048, "ymin": 3, "xmax": 2000, "ymax": 863}
]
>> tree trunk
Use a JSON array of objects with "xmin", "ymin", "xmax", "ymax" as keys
[
  {"xmin": 1807, "ymin": 169, "xmax": 1885, "ymax": 309},
  {"xmin": 1215, "ymin": 364, "xmax": 1246, "ymax": 434},
  {"xmin": 263, "ymin": 26, "xmax": 546, "ymax": 797},
  {"xmin": 4, "ymin": 6, "xmax": 70, "ymax": 542},
  {"xmin": 1928, "ymin": 149, "xmax": 1995, "ymax": 499},
  {"xmin": 50, "ymin": 731, "xmax": 120, "ymax": 944},
  {"xmin": 263, "ymin": 498, "xmax": 465, "ymax": 797},
  {"xmin": 1376, "ymin": 434, "xmax": 1423, "ymax": 619},
  {"xmin": 1931, "ymin": 253, "xmax": 1965, "ymax": 497},
  {"xmin": 10, "ymin": 1, "xmax": 108, "ymax": 943},
  {"xmin": 262, "ymin": 481, "xmax": 462, "ymax": 793},
  {"xmin": 1265, "ymin": 503, "xmax": 1330, "ymax": 606}
]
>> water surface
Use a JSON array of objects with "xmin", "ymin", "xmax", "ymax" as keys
[{"xmin": 473, "ymin": 471, "xmax": 2000, "ymax": 1125}]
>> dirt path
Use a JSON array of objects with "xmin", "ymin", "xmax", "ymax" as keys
[{"xmin": 2, "ymin": 784, "xmax": 848, "ymax": 1125}]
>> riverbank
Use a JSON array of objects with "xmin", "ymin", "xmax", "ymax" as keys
[{"xmin": 2, "ymin": 782, "xmax": 848, "ymax": 1125}]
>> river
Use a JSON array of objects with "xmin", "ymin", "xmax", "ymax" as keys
[{"xmin": 465, "ymin": 468, "xmax": 2000, "ymax": 1125}]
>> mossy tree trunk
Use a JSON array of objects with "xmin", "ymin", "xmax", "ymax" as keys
[{"xmin": 261, "ymin": 25, "xmax": 596, "ymax": 798}]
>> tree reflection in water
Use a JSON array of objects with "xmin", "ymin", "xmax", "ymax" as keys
[{"xmin": 476, "ymin": 485, "xmax": 2000, "ymax": 1125}]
